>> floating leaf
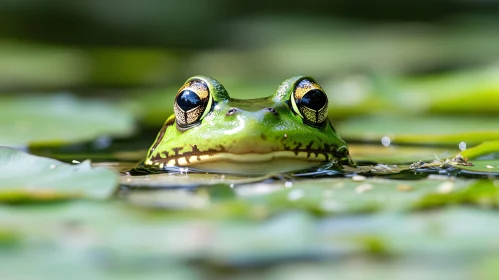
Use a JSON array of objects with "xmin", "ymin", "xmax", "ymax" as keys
[
  {"xmin": 0, "ymin": 147, "xmax": 118, "ymax": 202},
  {"xmin": 413, "ymin": 180, "xmax": 499, "ymax": 209},
  {"xmin": 349, "ymin": 144, "xmax": 457, "ymax": 164},
  {"xmin": 0, "ymin": 95, "xmax": 135, "ymax": 147},
  {"xmin": 239, "ymin": 178, "xmax": 475, "ymax": 215},
  {"xmin": 396, "ymin": 66, "xmax": 499, "ymax": 115},
  {"xmin": 338, "ymin": 115, "xmax": 499, "ymax": 146},
  {"xmin": 455, "ymin": 160, "xmax": 499, "ymax": 175}
]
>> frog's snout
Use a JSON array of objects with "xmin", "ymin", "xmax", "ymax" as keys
[
  {"xmin": 226, "ymin": 107, "xmax": 279, "ymax": 117},
  {"xmin": 226, "ymin": 108, "xmax": 239, "ymax": 116}
]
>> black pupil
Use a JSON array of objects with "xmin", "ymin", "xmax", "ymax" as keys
[
  {"xmin": 300, "ymin": 89, "xmax": 327, "ymax": 110},
  {"xmin": 177, "ymin": 90, "xmax": 202, "ymax": 111}
]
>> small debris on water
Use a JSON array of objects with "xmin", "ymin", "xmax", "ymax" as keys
[
  {"xmin": 49, "ymin": 164, "xmax": 57, "ymax": 169},
  {"xmin": 372, "ymin": 164, "xmax": 392, "ymax": 172},
  {"xmin": 72, "ymin": 160, "xmax": 80, "ymax": 164},
  {"xmin": 486, "ymin": 165, "xmax": 494, "ymax": 169},
  {"xmin": 352, "ymin": 175, "xmax": 366, "ymax": 182},
  {"xmin": 355, "ymin": 184, "xmax": 373, "ymax": 193},
  {"xmin": 285, "ymin": 181, "xmax": 293, "ymax": 188},
  {"xmin": 410, "ymin": 154, "xmax": 473, "ymax": 169},
  {"xmin": 396, "ymin": 184, "xmax": 413, "ymax": 192}
]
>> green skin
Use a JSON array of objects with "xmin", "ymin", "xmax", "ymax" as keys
[{"xmin": 144, "ymin": 75, "xmax": 352, "ymax": 174}]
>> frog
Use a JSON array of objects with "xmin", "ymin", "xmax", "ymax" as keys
[{"xmin": 143, "ymin": 75, "xmax": 353, "ymax": 174}]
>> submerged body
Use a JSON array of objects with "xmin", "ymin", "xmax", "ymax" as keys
[{"xmin": 144, "ymin": 76, "xmax": 352, "ymax": 174}]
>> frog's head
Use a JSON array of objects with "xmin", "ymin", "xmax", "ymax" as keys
[{"xmin": 144, "ymin": 75, "xmax": 352, "ymax": 174}]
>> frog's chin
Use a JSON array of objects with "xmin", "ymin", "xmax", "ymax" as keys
[
  {"xmin": 149, "ymin": 151, "xmax": 333, "ymax": 175},
  {"xmin": 189, "ymin": 159, "xmax": 322, "ymax": 174}
]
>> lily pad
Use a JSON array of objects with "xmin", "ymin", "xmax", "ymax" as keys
[
  {"xmin": 0, "ymin": 94, "xmax": 136, "ymax": 147},
  {"xmin": 2, "ymin": 199, "xmax": 499, "ymax": 275},
  {"xmin": 349, "ymin": 144, "xmax": 458, "ymax": 164},
  {"xmin": 0, "ymin": 147, "xmax": 118, "ymax": 202},
  {"xmin": 455, "ymin": 159, "xmax": 499, "ymax": 174},
  {"xmin": 337, "ymin": 115, "xmax": 499, "ymax": 146},
  {"xmin": 238, "ymin": 178, "xmax": 479, "ymax": 215},
  {"xmin": 120, "ymin": 176, "xmax": 494, "ymax": 216},
  {"xmin": 394, "ymin": 66, "xmax": 499, "ymax": 115},
  {"xmin": 460, "ymin": 140, "xmax": 499, "ymax": 159}
]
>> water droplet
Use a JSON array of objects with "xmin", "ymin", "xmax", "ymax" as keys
[
  {"xmin": 230, "ymin": 184, "xmax": 235, "ymax": 188},
  {"xmin": 381, "ymin": 136, "xmax": 391, "ymax": 147},
  {"xmin": 459, "ymin": 142, "xmax": 467, "ymax": 151},
  {"xmin": 285, "ymin": 181, "xmax": 293, "ymax": 188}
]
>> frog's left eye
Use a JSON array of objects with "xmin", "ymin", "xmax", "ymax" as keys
[
  {"xmin": 290, "ymin": 79, "xmax": 328, "ymax": 125},
  {"xmin": 174, "ymin": 80, "xmax": 212, "ymax": 128}
]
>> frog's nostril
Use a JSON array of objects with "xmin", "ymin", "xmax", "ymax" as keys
[
  {"xmin": 264, "ymin": 107, "xmax": 279, "ymax": 116},
  {"xmin": 226, "ymin": 108, "xmax": 238, "ymax": 116}
]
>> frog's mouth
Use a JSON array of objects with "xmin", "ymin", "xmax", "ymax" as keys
[{"xmin": 146, "ymin": 150, "xmax": 342, "ymax": 174}]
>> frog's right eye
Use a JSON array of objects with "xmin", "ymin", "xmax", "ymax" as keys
[
  {"xmin": 290, "ymin": 78, "xmax": 328, "ymax": 126},
  {"xmin": 174, "ymin": 80, "xmax": 212, "ymax": 128}
]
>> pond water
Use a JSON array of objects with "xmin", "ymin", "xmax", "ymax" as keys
[
  {"xmin": 2, "ymin": 42, "xmax": 499, "ymax": 280},
  {"xmin": 7, "ymin": 127, "xmax": 497, "ymax": 279}
]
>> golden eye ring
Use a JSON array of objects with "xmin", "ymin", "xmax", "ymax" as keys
[
  {"xmin": 290, "ymin": 78, "xmax": 328, "ymax": 125},
  {"xmin": 174, "ymin": 79, "xmax": 212, "ymax": 128}
]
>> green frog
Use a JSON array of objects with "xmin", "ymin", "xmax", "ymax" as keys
[{"xmin": 144, "ymin": 75, "xmax": 352, "ymax": 174}]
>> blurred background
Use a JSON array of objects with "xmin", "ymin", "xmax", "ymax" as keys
[
  {"xmin": 1, "ymin": 0, "xmax": 498, "ymax": 92},
  {"xmin": 1, "ymin": 0, "xmax": 499, "ymax": 147}
]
